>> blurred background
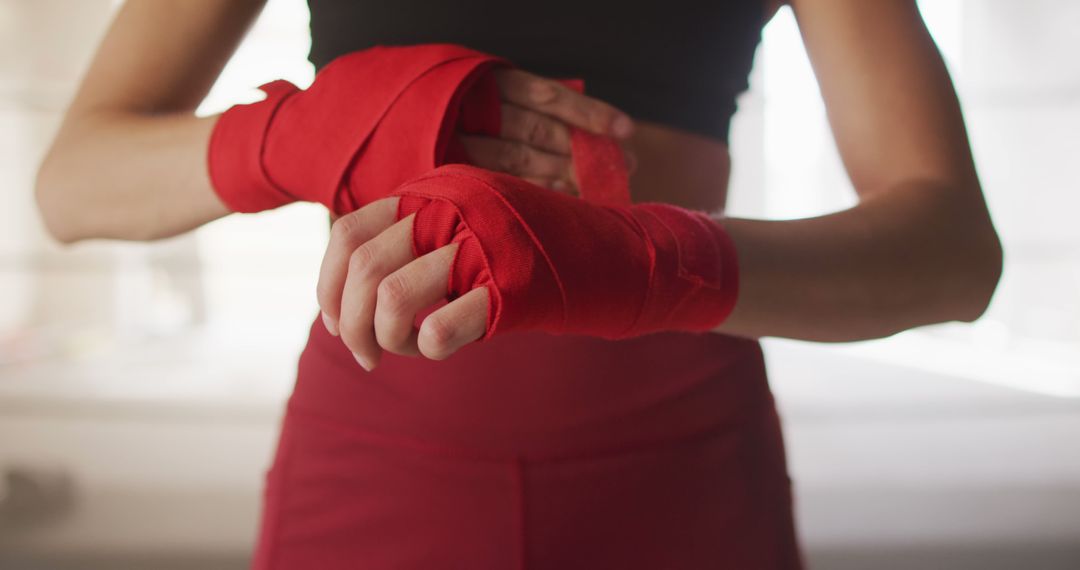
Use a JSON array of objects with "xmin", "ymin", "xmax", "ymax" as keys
[{"xmin": 1, "ymin": 1, "xmax": 1077, "ymax": 568}]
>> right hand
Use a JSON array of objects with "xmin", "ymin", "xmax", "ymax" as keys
[{"xmin": 459, "ymin": 69, "xmax": 637, "ymax": 195}]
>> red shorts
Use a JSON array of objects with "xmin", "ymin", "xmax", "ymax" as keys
[{"xmin": 252, "ymin": 316, "xmax": 803, "ymax": 569}]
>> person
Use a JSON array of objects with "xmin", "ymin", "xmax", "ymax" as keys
[{"xmin": 35, "ymin": 0, "xmax": 1003, "ymax": 568}]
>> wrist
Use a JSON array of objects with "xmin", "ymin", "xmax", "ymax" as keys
[
  {"xmin": 626, "ymin": 203, "xmax": 739, "ymax": 335},
  {"xmin": 206, "ymin": 80, "xmax": 300, "ymax": 213}
]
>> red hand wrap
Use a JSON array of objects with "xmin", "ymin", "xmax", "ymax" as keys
[
  {"xmin": 207, "ymin": 44, "xmax": 507, "ymax": 215},
  {"xmin": 394, "ymin": 165, "xmax": 739, "ymax": 339},
  {"xmin": 559, "ymin": 79, "xmax": 631, "ymax": 207},
  {"xmin": 208, "ymin": 42, "xmax": 738, "ymax": 337}
]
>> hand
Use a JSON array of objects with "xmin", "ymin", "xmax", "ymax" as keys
[
  {"xmin": 460, "ymin": 69, "xmax": 636, "ymax": 194},
  {"xmin": 317, "ymin": 164, "xmax": 739, "ymax": 373},
  {"xmin": 317, "ymin": 197, "xmax": 488, "ymax": 371}
]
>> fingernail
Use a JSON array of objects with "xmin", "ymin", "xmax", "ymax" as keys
[
  {"xmin": 322, "ymin": 311, "xmax": 339, "ymax": 336},
  {"xmin": 612, "ymin": 114, "xmax": 634, "ymax": 138},
  {"xmin": 353, "ymin": 352, "xmax": 373, "ymax": 372}
]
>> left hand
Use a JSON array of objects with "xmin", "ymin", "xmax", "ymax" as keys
[{"xmin": 317, "ymin": 197, "xmax": 487, "ymax": 371}]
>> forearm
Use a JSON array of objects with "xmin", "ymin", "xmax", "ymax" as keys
[
  {"xmin": 716, "ymin": 180, "xmax": 1003, "ymax": 342},
  {"xmin": 36, "ymin": 111, "xmax": 229, "ymax": 243}
]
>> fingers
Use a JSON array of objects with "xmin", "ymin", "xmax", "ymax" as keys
[
  {"xmin": 417, "ymin": 287, "xmax": 489, "ymax": 360},
  {"xmin": 373, "ymin": 244, "xmax": 457, "ymax": 358},
  {"xmin": 460, "ymin": 135, "xmax": 575, "ymax": 192},
  {"xmin": 337, "ymin": 213, "xmax": 416, "ymax": 371},
  {"xmin": 500, "ymin": 103, "xmax": 572, "ymax": 155},
  {"xmin": 495, "ymin": 69, "xmax": 634, "ymax": 139},
  {"xmin": 317, "ymin": 198, "xmax": 399, "ymax": 336},
  {"xmin": 317, "ymin": 198, "xmax": 489, "ymax": 368}
]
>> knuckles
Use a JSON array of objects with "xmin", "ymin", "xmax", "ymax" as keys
[
  {"xmin": 376, "ymin": 273, "xmax": 411, "ymax": 315},
  {"xmin": 418, "ymin": 315, "xmax": 456, "ymax": 360},
  {"xmin": 527, "ymin": 77, "xmax": 558, "ymax": 104},
  {"xmin": 347, "ymin": 243, "xmax": 381, "ymax": 279},
  {"xmin": 329, "ymin": 212, "xmax": 361, "ymax": 245},
  {"xmin": 499, "ymin": 142, "xmax": 531, "ymax": 173},
  {"xmin": 524, "ymin": 113, "xmax": 550, "ymax": 148}
]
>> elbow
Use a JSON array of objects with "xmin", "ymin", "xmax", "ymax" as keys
[
  {"xmin": 34, "ymin": 151, "xmax": 82, "ymax": 245},
  {"xmin": 950, "ymin": 218, "xmax": 1004, "ymax": 324}
]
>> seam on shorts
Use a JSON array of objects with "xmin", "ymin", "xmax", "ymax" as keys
[
  {"xmin": 511, "ymin": 457, "xmax": 528, "ymax": 570},
  {"xmin": 257, "ymin": 416, "xmax": 294, "ymax": 570}
]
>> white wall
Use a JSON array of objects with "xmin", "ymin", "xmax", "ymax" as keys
[{"xmin": 1, "ymin": 1, "xmax": 1078, "ymax": 568}]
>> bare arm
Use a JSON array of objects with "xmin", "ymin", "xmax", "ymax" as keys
[
  {"xmin": 309, "ymin": 0, "xmax": 1004, "ymax": 366},
  {"xmin": 715, "ymin": 0, "xmax": 1002, "ymax": 341},
  {"xmin": 35, "ymin": 0, "xmax": 633, "ymax": 244},
  {"xmin": 267, "ymin": 0, "xmax": 1006, "ymax": 366},
  {"xmin": 35, "ymin": 0, "xmax": 265, "ymax": 243}
]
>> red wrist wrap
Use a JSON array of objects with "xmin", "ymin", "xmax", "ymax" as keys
[
  {"xmin": 208, "ymin": 43, "xmax": 739, "ymax": 337},
  {"xmin": 394, "ymin": 165, "xmax": 739, "ymax": 339},
  {"xmin": 207, "ymin": 44, "xmax": 507, "ymax": 215},
  {"xmin": 389, "ymin": 72, "xmax": 738, "ymax": 339},
  {"xmin": 207, "ymin": 44, "xmax": 634, "ymax": 218}
]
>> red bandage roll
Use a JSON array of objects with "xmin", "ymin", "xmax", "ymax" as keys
[
  {"xmin": 207, "ymin": 44, "xmax": 507, "ymax": 215},
  {"xmin": 394, "ymin": 165, "xmax": 739, "ymax": 339},
  {"xmin": 207, "ymin": 43, "xmax": 637, "ymax": 218},
  {"xmin": 559, "ymin": 78, "xmax": 631, "ymax": 207}
]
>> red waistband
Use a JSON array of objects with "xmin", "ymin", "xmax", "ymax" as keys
[{"xmin": 288, "ymin": 314, "xmax": 774, "ymax": 459}]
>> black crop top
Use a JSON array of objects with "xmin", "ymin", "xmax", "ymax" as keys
[{"xmin": 306, "ymin": 1, "xmax": 765, "ymax": 142}]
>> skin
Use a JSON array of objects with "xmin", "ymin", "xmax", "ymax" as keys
[
  {"xmin": 36, "ymin": 0, "xmax": 1002, "ymax": 373},
  {"xmin": 36, "ymin": 0, "xmax": 632, "ymax": 242}
]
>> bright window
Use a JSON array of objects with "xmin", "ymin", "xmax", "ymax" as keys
[{"xmin": 2, "ymin": 0, "xmax": 1076, "ymax": 402}]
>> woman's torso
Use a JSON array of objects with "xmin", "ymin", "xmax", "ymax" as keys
[
  {"xmin": 292, "ymin": 0, "xmax": 777, "ymax": 457},
  {"xmin": 308, "ymin": 0, "xmax": 771, "ymax": 211}
]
